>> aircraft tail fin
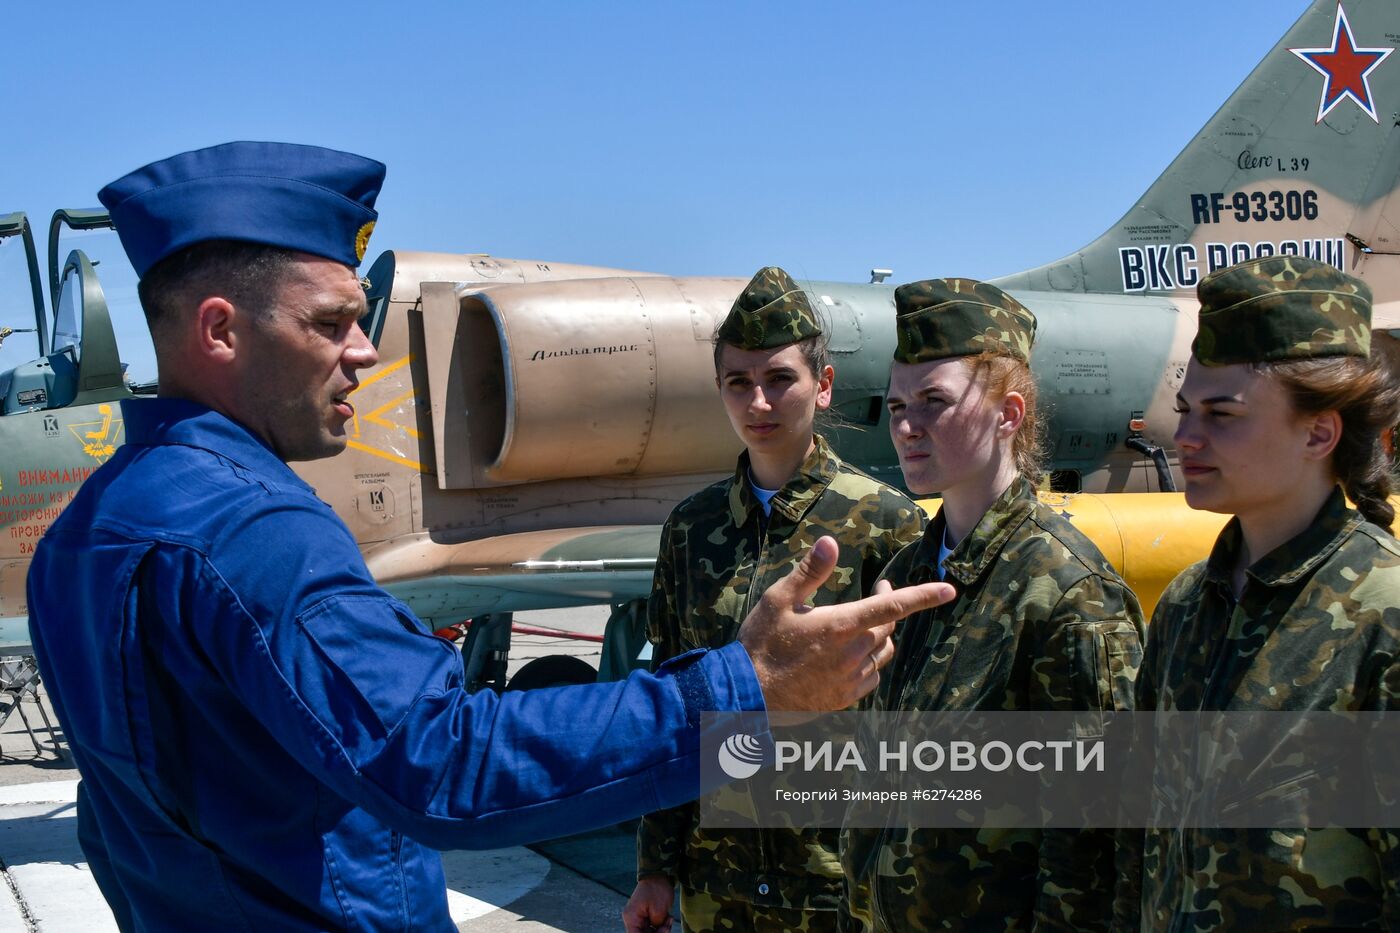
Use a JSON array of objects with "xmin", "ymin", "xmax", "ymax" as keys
[{"xmin": 994, "ymin": 0, "xmax": 1400, "ymax": 306}]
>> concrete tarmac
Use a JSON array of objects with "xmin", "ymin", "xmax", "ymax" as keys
[{"xmin": 0, "ymin": 605, "xmax": 646, "ymax": 932}]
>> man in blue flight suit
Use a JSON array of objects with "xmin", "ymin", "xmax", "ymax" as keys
[{"xmin": 25, "ymin": 142, "xmax": 951, "ymax": 931}]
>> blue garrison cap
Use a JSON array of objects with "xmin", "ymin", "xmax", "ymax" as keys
[{"xmin": 98, "ymin": 141, "xmax": 386, "ymax": 277}]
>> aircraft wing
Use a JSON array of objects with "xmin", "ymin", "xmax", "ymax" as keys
[
  {"xmin": 363, "ymin": 525, "xmax": 663, "ymax": 625},
  {"xmin": 363, "ymin": 492, "xmax": 1239, "ymax": 628}
]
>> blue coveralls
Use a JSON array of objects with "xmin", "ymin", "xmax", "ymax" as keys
[{"xmin": 27, "ymin": 398, "xmax": 765, "ymax": 931}]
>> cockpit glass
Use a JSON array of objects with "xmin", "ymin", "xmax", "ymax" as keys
[
  {"xmin": 51, "ymin": 226, "xmax": 151, "ymax": 384},
  {"xmin": 0, "ymin": 235, "xmax": 40, "ymax": 375},
  {"xmin": 53, "ymin": 264, "xmax": 81, "ymax": 359}
]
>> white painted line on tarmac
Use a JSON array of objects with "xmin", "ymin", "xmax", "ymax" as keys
[
  {"xmin": 0, "ymin": 796, "xmax": 108, "ymax": 933},
  {"xmin": 0, "ymin": 781, "xmax": 552, "ymax": 929},
  {"xmin": 11, "ymin": 862, "xmax": 115, "ymax": 933},
  {"xmin": 0, "ymin": 783, "xmax": 76, "ymax": 808},
  {"xmin": 0, "ymin": 870, "xmax": 28, "ymax": 933}
]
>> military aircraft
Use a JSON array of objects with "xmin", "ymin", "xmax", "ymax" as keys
[{"xmin": 1, "ymin": 0, "xmax": 1397, "ymax": 689}]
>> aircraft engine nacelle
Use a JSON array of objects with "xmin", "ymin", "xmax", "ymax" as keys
[{"xmin": 421, "ymin": 275, "xmax": 754, "ymax": 488}]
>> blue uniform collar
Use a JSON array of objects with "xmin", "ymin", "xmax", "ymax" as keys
[{"xmin": 120, "ymin": 397, "xmax": 307, "ymax": 488}]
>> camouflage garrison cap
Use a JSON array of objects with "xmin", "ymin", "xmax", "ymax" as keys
[
  {"xmin": 716, "ymin": 266, "xmax": 822, "ymax": 350},
  {"xmin": 1192, "ymin": 256, "xmax": 1371, "ymax": 365},
  {"xmin": 892, "ymin": 278, "xmax": 1036, "ymax": 364}
]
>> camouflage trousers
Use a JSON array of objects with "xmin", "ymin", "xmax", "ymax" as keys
[{"xmin": 680, "ymin": 887, "xmax": 842, "ymax": 933}]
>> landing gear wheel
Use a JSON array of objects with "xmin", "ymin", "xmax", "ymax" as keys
[{"xmin": 505, "ymin": 655, "xmax": 597, "ymax": 691}]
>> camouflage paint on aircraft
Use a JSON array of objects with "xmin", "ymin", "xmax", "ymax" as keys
[
  {"xmin": 3, "ymin": 0, "xmax": 1400, "ymax": 640},
  {"xmin": 998, "ymin": 2, "xmax": 1400, "ymax": 302}
]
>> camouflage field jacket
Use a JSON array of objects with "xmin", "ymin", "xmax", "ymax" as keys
[
  {"xmin": 635, "ymin": 435, "xmax": 924, "ymax": 911},
  {"xmin": 1116, "ymin": 488, "xmax": 1400, "ymax": 931},
  {"xmin": 842, "ymin": 477, "xmax": 1145, "ymax": 931}
]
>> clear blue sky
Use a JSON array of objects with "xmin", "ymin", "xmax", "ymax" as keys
[{"xmin": 2, "ymin": 0, "xmax": 1299, "ymax": 381}]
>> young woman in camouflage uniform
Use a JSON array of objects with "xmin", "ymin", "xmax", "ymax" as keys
[
  {"xmin": 841, "ymin": 278, "xmax": 1145, "ymax": 932},
  {"xmin": 1115, "ymin": 255, "xmax": 1400, "ymax": 930},
  {"xmin": 622, "ymin": 267, "xmax": 925, "ymax": 933}
]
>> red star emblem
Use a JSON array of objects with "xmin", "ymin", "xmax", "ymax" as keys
[{"xmin": 1291, "ymin": 3, "xmax": 1393, "ymax": 124}]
